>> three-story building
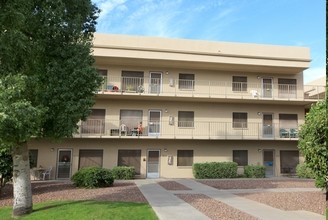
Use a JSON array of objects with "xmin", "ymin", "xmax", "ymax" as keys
[{"xmin": 30, "ymin": 34, "xmax": 325, "ymax": 180}]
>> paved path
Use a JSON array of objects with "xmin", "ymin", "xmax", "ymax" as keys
[{"xmin": 135, "ymin": 179, "xmax": 325, "ymax": 220}]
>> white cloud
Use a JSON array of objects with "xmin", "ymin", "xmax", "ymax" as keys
[
  {"xmin": 303, "ymin": 67, "xmax": 326, "ymax": 84},
  {"xmin": 93, "ymin": 0, "xmax": 127, "ymax": 19}
]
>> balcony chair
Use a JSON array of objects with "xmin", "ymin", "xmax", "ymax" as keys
[
  {"xmin": 289, "ymin": 128, "xmax": 298, "ymax": 138},
  {"xmin": 120, "ymin": 124, "xmax": 127, "ymax": 136},
  {"xmin": 279, "ymin": 129, "xmax": 289, "ymax": 138},
  {"xmin": 41, "ymin": 166, "xmax": 52, "ymax": 180}
]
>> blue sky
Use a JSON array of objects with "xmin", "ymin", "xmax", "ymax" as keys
[{"xmin": 92, "ymin": 0, "xmax": 325, "ymax": 84}]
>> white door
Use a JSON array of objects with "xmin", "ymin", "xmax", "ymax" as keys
[
  {"xmin": 147, "ymin": 150, "xmax": 160, "ymax": 178},
  {"xmin": 56, "ymin": 149, "xmax": 72, "ymax": 179},
  {"xmin": 262, "ymin": 78, "xmax": 273, "ymax": 98},
  {"xmin": 149, "ymin": 72, "xmax": 162, "ymax": 94},
  {"xmin": 263, "ymin": 150, "xmax": 275, "ymax": 177},
  {"xmin": 263, "ymin": 113, "xmax": 274, "ymax": 138},
  {"xmin": 148, "ymin": 110, "xmax": 161, "ymax": 136}
]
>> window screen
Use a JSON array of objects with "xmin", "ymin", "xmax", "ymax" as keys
[
  {"xmin": 232, "ymin": 76, "xmax": 247, "ymax": 91},
  {"xmin": 178, "ymin": 111, "xmax": 194, "ymax": 127},
  {"xmin": 233, "ymin": 150, "xmax": 248, "ymax": 166},
  {"xmin": 177, "ymin": 150, "xmax": 194, "ymax": 166},
  {"xmin": 233, "ymin": 112, "xmax": 247, "ymax": 128},
  {"xmin": 118, "ymin": 150, "xmax": 141, "ymax": 174},
  {"xmin": 179, "ymin": 73, "xmax": 195, "ymax": 90}
]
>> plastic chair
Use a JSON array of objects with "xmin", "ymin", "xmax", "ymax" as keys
[
  {"xmin": 289, "ymin": 128, "xmax": 298, "ymax": 138},
  {"xmin": 279, "ymin": 129, "xmax": 289, "ymax": 138},
  {"xmin": 41, "ymin": 166, "xmax": 52, "ymax": 180},
  {"xmin": 120, "ymin": 124, "xmax": 127, "ymax": 136}
]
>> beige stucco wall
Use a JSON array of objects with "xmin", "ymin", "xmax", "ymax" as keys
[
  {"xmin": 29, "ymin": 139, "xmax": 300, "ymax": 179},
  {"xmin": 93, "ymin": 34, "xmax": 310, "ymax": 74}
]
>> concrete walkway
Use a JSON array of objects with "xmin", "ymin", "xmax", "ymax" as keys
[{"xmin": 135, "ymin": 179, "xmax": 325, "ymax": 220}]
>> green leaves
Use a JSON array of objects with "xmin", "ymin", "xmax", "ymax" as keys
[
  {"xmin": 0, "ymin": 0, "xmax": 101, "ymax": 140},
  {"xmin": 298, "ymin": 100, "xmax": 327, "ymax": 190}
]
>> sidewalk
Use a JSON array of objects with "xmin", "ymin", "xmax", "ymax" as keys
[{"xmin": 135, "ymin": 179, "xmax": 325, "ymax": 220}]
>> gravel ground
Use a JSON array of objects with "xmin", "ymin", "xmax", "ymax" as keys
[
  {"xmin": 158, "ymin": 181, "xmax": 191, "ymax": 190},
  {"xmin": 198, "ymin": 178, "xmax": 316, "ymax": 189},
  {"xmin": 177, "ymin": 193, "xmax": 258, "ymax": 220},
  {"xmin": 0, "ymin": 181, "xmax": 147, "ymax": 207},
  {"xmin": 238, "ymin": 191, "xmax": 327, "ymax": 216}
]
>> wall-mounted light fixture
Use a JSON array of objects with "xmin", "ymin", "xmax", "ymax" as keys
[
  {"xmin": 50, "ymin": 148, "xmax": 54, "ymax": 152},
  {"xmin": 164, "ymin": 148, "xmax": 168, "ymax": 152},
  {"xmin": 165, "ymin": 109, "xmax": 168, "ymax": 113},
  {"xmin": 257, "ymin": 112, "xmax": 262, "ymax": 116},
  {"xmin": 258, "ymin": 149, "xmax": 262, "ymax": 152},
  {"xmin": 165, "ymin": 71, "xmax": 169, "ymax": 75}
]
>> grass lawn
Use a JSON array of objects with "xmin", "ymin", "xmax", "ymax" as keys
[{"xmin": 0, "ymin": 200, "xmax": 158, "ymax": 220}]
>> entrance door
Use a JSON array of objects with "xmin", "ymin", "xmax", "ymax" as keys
[
  {"xmin": 149, "ymin": 72, "xmax": 162, "ymax": 94},
  {"xmin": 263, "ymin": 113, "xmax": 273, "ymax": 138},
  {"xmin": 263, "ymin": 150, "xmax": 275, "ymax": 177},
  {"xmin": 262, "ymin": 78, "xmax": 273, "ymax": 98},
  {"xmin": 56, "ymin": 149, "xmax": 72, "ymax": 179},
  {"xmin": 147, "ymin": 150, "xmax": 160, "ymax": 178},
  {"xmin": 148, "ymin": 110, "xmax": 161, "ymax": 136}
]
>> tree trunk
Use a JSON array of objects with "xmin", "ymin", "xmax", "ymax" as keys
[{"xmin": 12, "ymin": 142, "xmax": 32, "ymax": 216}]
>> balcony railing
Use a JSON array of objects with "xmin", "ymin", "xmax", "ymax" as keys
[
  {"xmin": 75, "ymin": 119, "xmax": 300, "ymax": 140},
  {"xmin": 98, "ymin": 76, "xmax": 326, "ymax": 101}
]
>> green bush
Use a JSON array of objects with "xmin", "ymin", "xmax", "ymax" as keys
[
  {"xmin": 193, "ymin": 162, "xmax": 238, "ymax": 179},
  {"xmin": 296, "ymin": 163, "xmax": 315, "ymax": 179},
  {"xmin": 71, "ymin": 167, "xmax": 114, "ymax": 188},
  {"xmin": 112, "ymin": 166, "xmax": 135, "ymax": 180},
  {"xmin": 244, "ymin": 165, "xmax": 265, "ymax": 178}
]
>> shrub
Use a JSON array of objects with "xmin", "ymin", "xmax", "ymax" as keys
[
  {"xmin": 193, "ymin": 162, "xmax": 238, "ymax": 179},
  {"xmin": 112, "ymin": 166, "xmax": 135, "ymax": 180},
  {"xmin": 244, "ymin": 165, "xmax": 265, "ymax": 178},
  {"xmin": 71, "ymin": 167, "xmax": 114, "ymax": 188},
  {"xmin": 296, "ymin": 163, "xmax": 315, "ymax": 179}
]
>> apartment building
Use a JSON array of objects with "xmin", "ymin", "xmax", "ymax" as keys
[{"xmin": 29, "ymin": 34, "xmax": 325, "ymax": 180}]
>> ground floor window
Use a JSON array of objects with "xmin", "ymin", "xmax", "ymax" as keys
[
  {"xmin": 118, "ymin": 149, "xmax": 141, "ymax": 175},
  {"xmin": 177, "ymin": 150, "xmax": 194, "ymax": 166},
  {"xmin": 79, "ymin": 149, "xmax": 103, "ymax": 169},
  {"xmin": 280, "ymin": 150, "xmax": 299, "ymax": 174},
  {"xmin": 232, "ymin": 150, "xmax": 248, "ymax": 166},
  {"xmin": 29, "ymin": 149, "xmax": 38, "ymax": 168}
]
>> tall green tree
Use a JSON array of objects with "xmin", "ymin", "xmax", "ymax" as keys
[
  {"xmin": 0, "ymin": 0, "xmax": 101, "ymax": 216},
  {"xmin": 298, "ymin": 99, "xmax": 328, "ymax": 201}
]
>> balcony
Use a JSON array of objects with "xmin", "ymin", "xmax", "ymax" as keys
[
  {"xmin": 98, "ymin": 76, "xmax": 326, "ymax": 101},
  {"xmin": 75, "ymin": 119, "xmax": 299, "ymax": 140}
]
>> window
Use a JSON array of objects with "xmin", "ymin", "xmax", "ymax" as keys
[
  {"xmin": 122, "ymin": 71, "xmax": 144, "ymax": 92},
  {"xmin": 81, "ymin": 109, "xmax": 106, "ymax": 134},
  {"xmin": 29, "ymin": 149, "xmax": 38, "ymax": 168},
  {"xmin": 97, "ymin": 69, "xmax": 108, "ymax": 91},
  {"xmin": 279, "ymin": 114, "xmax": 298, "ymax": 129},
  {"xmin": 232, "ymin": 76, "xmax": 247, "ymax": 92},
  {"xmin": 79, "ymin": 150, "xmax": 103, "ymax": 169},
  {"xmin": 177, "ymin": 150, "xmax": 193, "ymax": 166},
  {"xmin": 278, "ymin": 78, "xmax": 297, "ymax": 98},
  {"xmin": 120, "ymin": 110, "xmax": 143, "ymax": 133},
  {"xmin": 179, "ymin": 73, "xmax": 195, "ymax": 90},
  {"xmin": 118, "ymin": 150, "xmax": 141, "ymax": 175},
  {"xmin": 233, "ymin": 150, "xmax": 248, "ymax": 166},
  {"xmin": 280, "ymin": 151, "xmax": 299, "ymax": 174},
  {"xmin": 178, "ymin": 111, "xmax": 194, "ymax": 127},
  {"xmin": 233, "ymin": 112, "xmax": 247, "ymax": 128}
]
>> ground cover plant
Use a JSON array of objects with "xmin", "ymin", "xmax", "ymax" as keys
[{"xmin": 0, "ymin": 200, "xmax": 158, "ymax": 220}]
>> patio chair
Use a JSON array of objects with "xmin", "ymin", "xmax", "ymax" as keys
[
  {"xmin": 120, "ymin": 124, "xmax": 127, "ymax": 136},
  {"xmin": 279, "ymin": 129, "xmax": 289, "ymax": 138},
  {"xmin": 289, "ymin": 128, "xmax": 298, "ymax": 138},
  {"xmin": 41, "ymin": 166, "xmax": 52, "ymax": 180}
]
